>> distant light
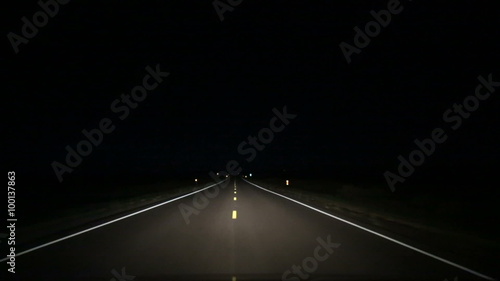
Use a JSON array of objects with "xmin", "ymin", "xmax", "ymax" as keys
[
  {"xmin": 195, "ymin": 178, "xmax": 198, "ymax": 182},
  {"xmin": 286, "ymin": 180, "xmax": 289, "ymax": 186},
  {"xmin": 226, "ymin": 175, "xmax": 229, "ymax": 178},
  {"xmin": 217, "ymin": 172, "xmax": 219, "ymax": 176},
  {"xmin": 249, "ymin": 173, "xmax": 252, "ymax": 177},
  {"xmin": 244, "ymin": 175, "xmax": 247, "ymax": 178}
]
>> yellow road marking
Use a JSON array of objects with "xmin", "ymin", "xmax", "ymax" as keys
[
  {"xmin": 234, "ymin": 197, "xmax": 237, "ymax": 201},
  {"xmin": 232, "ymin": 210, "xmax": 237, "ymax": 219}
]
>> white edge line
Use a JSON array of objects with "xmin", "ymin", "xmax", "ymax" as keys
[
  {"xmin": 243, "ymin": 178, "xmax": 495, "ymax": 281},
  {"xmin": 1, "ymin": 179, "xmax": 228, "ymax": 262}
]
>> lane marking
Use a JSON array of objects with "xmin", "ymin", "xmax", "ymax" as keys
[
  {"xmin": 232, "ymin": 210, "xmax": 237, "ymax": 219},
  {"xmin": 234, "ymin": 191, "xmax": 237, "ymax": 194},
  {"xmin": 234, "ymin": 197, "xmax": 237, "ymax": 201},
  {"xmin": 242, "ymin": 179, "xmax": 495, "ymax": 281},
  {"xmin": 0, "ymin": 179, "xmax": 229, "ymax": 263}
]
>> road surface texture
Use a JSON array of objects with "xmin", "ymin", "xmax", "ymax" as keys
[{"xmin": 4, "ymin": 177, "xmax": 495, "ymax": 281}]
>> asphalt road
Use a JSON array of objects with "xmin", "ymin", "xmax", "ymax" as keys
[{"xmin": 3, "ymin": 177, "xmax": 496, "ymax": 281}]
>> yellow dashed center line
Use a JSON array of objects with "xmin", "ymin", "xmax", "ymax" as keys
[{"xmin": 232, "ymin": 181, "xmax": 238, "ymax": 219}]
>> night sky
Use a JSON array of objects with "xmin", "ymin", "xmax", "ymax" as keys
[{"xmin": 3, "ymin": 1, "xmax": 500, "ymax": 200}]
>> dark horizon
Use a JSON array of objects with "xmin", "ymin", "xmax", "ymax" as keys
[{"xmin": 4, "ymin": 1, "xmax": 500, "ymax": 200}]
